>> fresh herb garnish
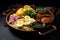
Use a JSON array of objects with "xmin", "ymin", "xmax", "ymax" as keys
[
  {"xmin": 36, "ymin": 7, "xmax": 47, "ymax": 13},
  {"xmin": 23, "ymin": 10, "xmax": 35, "ymax": 18}
]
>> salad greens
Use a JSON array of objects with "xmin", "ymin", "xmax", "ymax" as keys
[
  {"xmin": 36, "ymin": 7, "xmax": 47, "ymax": 13},
  {"xmin": 23, "ymin": 10, "xmax": 35, "ymax": 18}
]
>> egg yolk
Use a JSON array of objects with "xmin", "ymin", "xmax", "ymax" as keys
[{"xmin": 16, "ymin": 19, "xmax": 24, "ymax": 27}]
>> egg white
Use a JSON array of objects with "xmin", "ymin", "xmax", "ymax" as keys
[{"xmin": 16, "ymin": 19, "xmax": 24, "ymax": 27}]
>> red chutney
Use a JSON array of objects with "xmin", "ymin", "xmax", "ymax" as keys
[{"xmin": 41, "ymin": 17, "xmax": 52, "ymax": 23}]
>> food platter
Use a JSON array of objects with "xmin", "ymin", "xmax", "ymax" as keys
[{"xmin": 3, "ymin": 4, "xmax": 57, "ymax": 35}]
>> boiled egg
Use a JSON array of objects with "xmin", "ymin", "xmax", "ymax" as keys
[
  {"xmin": 24, "ymin": 21, "xmax": 30, "ymax": 25},
  {"xmin": 30, "ymin": 18, "xmax": 36, "ymax": 23},
  {"xmin": 24, "ymin": 19, "xmax": 30, "ymax": 25},
  {"xmin": 16, "ymin": 19, "xmax": 24, "ymax": 27},
  {"xmin": 24, "ymin": 15, "xmax": 31, "ymax": 19},
  {"xmin": 24, "ymin": 20, "xmax": 31, "ymax": 25}
]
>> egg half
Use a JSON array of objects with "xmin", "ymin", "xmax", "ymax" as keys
[{"xmin": 16, "ymin": 19, "xmax": 24, "ymax": 27}]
